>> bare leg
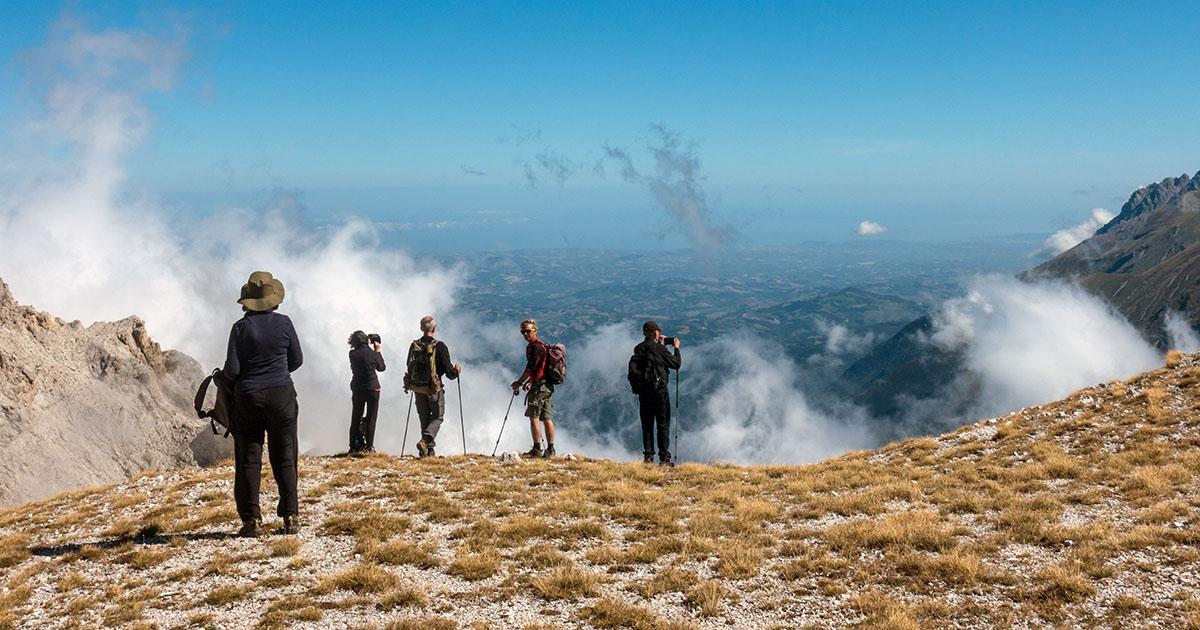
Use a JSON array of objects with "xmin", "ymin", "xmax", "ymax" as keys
[
  {"xmin": 543, "ymin": 419, "xmax": 555, "ymax": 444},
  {"xmin": 529, "ymin": 416, "xmax": 542, "ymax": 445}
]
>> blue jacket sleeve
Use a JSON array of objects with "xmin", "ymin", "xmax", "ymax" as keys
[
  {"xmin": 223, "ymin": 323, "xmax": 241, "ymax": 380},
  {"xmin": 286, "ymin": 318, "xmax": 304, "ymax": 372}
]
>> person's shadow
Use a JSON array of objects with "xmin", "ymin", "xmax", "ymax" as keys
[{"xmin": 31, "ymin": 530, "xmax": 235, "ymax": 557}]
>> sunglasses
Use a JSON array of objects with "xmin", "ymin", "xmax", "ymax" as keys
[{"xmin": 520, "ymin": 329, "xmax": 534, "ymax": 335}]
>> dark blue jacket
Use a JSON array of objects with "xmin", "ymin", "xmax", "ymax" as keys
[{"xmin": 224, "ymin": 310, "xmax": 303, "ymax": 394}]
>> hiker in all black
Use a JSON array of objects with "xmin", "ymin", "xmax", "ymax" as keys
[
  {"xmin": 347, "ymin": 330, "xmax": 386, "ymax": 453},
  {"xmin": 406, "ymin": 316, "xmax": 461, "ymax": 458},
  {"xmin": 511, "ymin": 318, "xmax": 555, "ymax": 458},
  {"xmin": 224, "ymin": 271, "xmax": 303, "ymax": 537},
  {"xmin": 629, "ymin": 321, "xmax": 681, "ymax": 466}
]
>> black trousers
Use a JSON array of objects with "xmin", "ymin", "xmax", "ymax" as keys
[
  {"xmin": 638, "ymin": 389, "xmax": 671, "ymax": 461},
  {"xmin": 350, "ymin": 389, "xmax": 380, "ymax": 451},
  {"xmin": 233, "ymin": 384, "xmax": 299, "ymax": 522}
]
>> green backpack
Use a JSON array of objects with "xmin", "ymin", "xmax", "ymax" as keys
[{"xmin": 404, "ymin": 338, "xmax": 441, "ymax": 395}]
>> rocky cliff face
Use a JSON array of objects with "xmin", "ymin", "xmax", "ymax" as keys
[{"xmin": 0, "ymin": 277, "xmax": 228, "ymax": 507}]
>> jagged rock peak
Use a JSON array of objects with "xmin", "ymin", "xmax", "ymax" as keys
[
  {"xmin": 0, "ymin": 277, "xmax": 12, "ymax": 309},
  {"xmin": 1097, "ymin": 170, "xmax": 1200, "ymax": 235}
]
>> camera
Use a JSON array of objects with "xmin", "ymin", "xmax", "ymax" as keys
[
  {"xmin": 662, "ymin": 336, "xmax": 677, "ymax": 346},
  {"xmin": 368, "ymin": 333, "xmax": 382, "ymax": 345}
]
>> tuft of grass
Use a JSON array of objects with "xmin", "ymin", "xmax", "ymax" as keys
[
  {"xmin": 447, "ymin": 549, "xmax": 501, "ymax": 581},
  {"xmin": 320, "ymin": 563, "xmax": 400, "ymax": 594},
  {"xmin": 687, "ymin": 580, "xmax": 730, "ymax": 617},
  {"xmin": 529, "ymin": 564, "xmax": 603, "ymax": 600},
  {"xmin": 202, "ymin": 584, "xmax": 248, "ymax": 606},
  {"xmin": 714, "ymin": 545, "xmax": 763, "ymax": 579},
  {"xmin": 384, "ymin": 617, "xmax": 457, "ymax": 630},
  {"xmin": 268, "ymin": 536, "xmax": 302, "ymax": 557},
  {"xmin": 366, "ymin": 539, "xmax": 442, "ymax": 568},
  {"xmin": 577, "ymin": 597, "xmax": 666, "ymax": 629},
  {"xmin": 0, "ymin": 533, "xmax": 31, "ymax": 568},
  {"xmin": 639, "ymin": 566, "xmax": 696, "ymax": 597},
  {"xmin": 380, "ymin": 586, "xmax": 428, "ymax": 611},
  {"xmin": 824, "ymin": 511, "xmax": 957, "ymax": 554},
  {"xmin": 320, "ymin": 505, "xmax": 412, "ymax": 542}
]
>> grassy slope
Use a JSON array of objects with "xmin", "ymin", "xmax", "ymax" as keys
[{"xmin": 2, "ymin": 354, "xmax": 1200, "ymax": 630}]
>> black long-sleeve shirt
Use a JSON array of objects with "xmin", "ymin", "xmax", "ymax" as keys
[
  {"xmin": 348, "ymin": 344, "xmax": 386, "ymax": 391},
  {"xmin": 633, "ymin": 339, "xmax": 681, "ymax": 392},
  {"xmin": 224, "ymin": 310, "xmax": 303, "ymax": 394}
]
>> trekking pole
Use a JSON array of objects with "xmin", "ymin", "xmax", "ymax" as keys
[
  {"xmin": 492, "ymin": 390, "xmax": 519, "ymax": 457},
  {"xmin": 402, "ymin": 391, "xmax": 414, "ymax": 457},
  {"xmin": 458, "ymin": 377, "xmax": 467, "ymax": 456},
  {"xmin": 673, "ymin": 369, "xmax": 680, "ymax": 464}
]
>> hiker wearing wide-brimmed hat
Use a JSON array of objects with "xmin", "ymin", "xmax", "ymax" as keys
[{"xmin": 224, "ymin": 270, "xmax": 304, "ymax": 537}]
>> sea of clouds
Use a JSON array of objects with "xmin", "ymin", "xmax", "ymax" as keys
[{"xmin": 0, "ymin": 14, "xmax": 1174, "ymax": 465}]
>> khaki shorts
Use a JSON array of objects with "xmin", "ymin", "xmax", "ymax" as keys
[{"xmin": 524, "ymin": 383, "xmax": 553, "ymax": 421}]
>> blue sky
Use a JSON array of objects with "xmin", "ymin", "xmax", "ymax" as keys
[{"xmin": 2, "ymin": 1, "xmax": 1198, "ymax": 250}]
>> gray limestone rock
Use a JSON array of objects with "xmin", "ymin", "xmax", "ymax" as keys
[
  {"xmin": 499, "ymin": 450, "xmax": 523, "ymax": 464},
  {"xmin": 0, "ymin": 277, "xmax": 230, "ymax": 507}
]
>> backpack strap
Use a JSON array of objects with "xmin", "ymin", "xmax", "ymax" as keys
[{"xmin": 194, "ymin": 372, "xmax": 214, "ymax": 419}]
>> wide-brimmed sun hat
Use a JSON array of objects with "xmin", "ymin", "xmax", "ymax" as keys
[{"xmin": 238, "ymin": 271, "xmax": 285, "ymax": 311}]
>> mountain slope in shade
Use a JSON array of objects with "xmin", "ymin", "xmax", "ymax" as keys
[{"xmin": 0, "ymin": 277, "xmax": 227, "ymax": 507}]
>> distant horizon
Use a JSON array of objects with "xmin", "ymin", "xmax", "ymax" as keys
[{"xmin": 2, "ymin": 2, "xmax": 1198, "ymax": 254}]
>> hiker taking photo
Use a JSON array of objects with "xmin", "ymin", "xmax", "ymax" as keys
[
  {"xmin": 223, "ymin": 271, "xmax": 303, "ymax": 537},
  {"xmin": 511, "ymin": 319, "xmax": 557, "ymax": 458},
  {"xmin": 404, "ymin": 316, "xmax": 461, "ymax": 458},
  {"xmin": 347, "ymin": 330, "xmax": 385, "ymax": 453},
  {"xmin": 628, "ymin": 321, "xmax": 681, "ymax": 466}
]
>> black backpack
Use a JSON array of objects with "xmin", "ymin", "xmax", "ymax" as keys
[
  {"xmin": 194, "ymin": 368, "xmax": 235, "ymax": 437},
  {"xmin": 405, "ymin": 338, "xmax": 441, "ymax": 395},
  {"xmin": 628, "ymin": 347, "xmax": 662, "ymax": 395}
]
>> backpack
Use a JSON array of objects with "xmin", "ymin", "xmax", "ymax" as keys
[
  {"xmin": 537, "ymin": 341, "xmax": 567, "ymax": 385},
  {"xmin": 628, "ymin": 347, "xmax": 661, "ymax": 395},
  {"xmin": 194, "ymin": 368, "xmax": 235, "ymax": 437},
  {"xmin": 405, "ymin": 338, "xmax": 442, "ymax": 395}
]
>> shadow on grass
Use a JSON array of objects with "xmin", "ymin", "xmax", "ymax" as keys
[{"xmin": 32, "ymin": 530, "xmax": 235, "ymax": 557}]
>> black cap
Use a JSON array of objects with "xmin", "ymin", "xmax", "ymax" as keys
[{"xmin": 642, "ymin": 321, "xmax": 660, "ymax": 334}]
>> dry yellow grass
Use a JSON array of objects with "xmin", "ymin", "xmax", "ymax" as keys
[{"xmin": 4, "ymin": 353, "xmax": 1200, "ymax": 629}]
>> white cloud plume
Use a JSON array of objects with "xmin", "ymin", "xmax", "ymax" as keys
[
  {"xmin": 1164, "ymin": 311, "xmax": 1200, "ymax": 353},
  {"xmin": 927, "ymin": 274, "xmax": 1161, "ymax": 419},
  {"xmin": 1033, "ymin": 208, "xmax": 1115, "ymax": 258},
  {"xmin": 854, "ymin": 221, "xmax": 887, "ymax": 235}
]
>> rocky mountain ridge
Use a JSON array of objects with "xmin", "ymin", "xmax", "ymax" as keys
[
  {"xmin": 0, "ymin": 277, "xmax": 227, "ymax": 507},
  {"xmin": 844, "ymin": 170, "xmax": 1200, "ymax": 427}
]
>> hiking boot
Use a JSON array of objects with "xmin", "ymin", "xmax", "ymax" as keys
[
  {"xmin": 282, "ymin": 516, "xmax": 301, "ymax": 535},
  {"xmin": 659, "ymin": 457, "xmax": 675, "ymax": 468},
  {"xmin": 542, "ymin": 445, "xmax": 555, "ymax": 458},
  {"xmin": 416, "ymin": 441, "xmax": 428, "ymax": 458},
  {"xmin": 644, "ymin": 454, "xmax": 654, "ymax": 464},
  {"xmin": 525, "ymin": 445, "xmax": 543, "ymax": 458},
  {"xmin": 426, "ymin": 446, "xmax": 436, "ymax": 458},
  {"xmin": 237, "ymin": 518, "xmax": 263, "ymax": 538}
]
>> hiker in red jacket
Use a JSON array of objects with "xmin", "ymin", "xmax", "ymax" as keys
[{"xmin": 511, "ymin": 319, "xmax": 555, "ymax": 458}]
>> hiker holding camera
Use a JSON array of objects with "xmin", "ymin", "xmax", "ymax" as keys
[
  {"xmin": 347, "ymin": 330, "xmax": 386, "ymax": 453},
  {"xmin": 224, "ymin": 271, "xmax": 303, "ymax": 537},
  {"xmin": 405, "ymin": 316, "xmax": 461, "ymax": 458},
  {"xmin": 628, "ymin": 321, "xmax": 681, "ymax": 466}
]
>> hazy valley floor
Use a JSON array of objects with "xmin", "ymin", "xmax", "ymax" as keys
[{"xmin": 3, "ymin": 354, "xmax": 1200, "ymax": 629}]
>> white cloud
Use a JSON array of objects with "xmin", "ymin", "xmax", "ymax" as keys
[
  {"xmin": 1033, "ymin": 208, "xmax": 1115, "ymax": 258},
  {"xmin": 855, "ymin": 220, "xmax": 887, "ymax": 235},
  {"xmin": 928, "ymin": 274, "xmax": 1161, "ymax": 418},
  {"xmin": 1164, "ymin": 311, "xmax": 1200, "ymax": 353}
]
